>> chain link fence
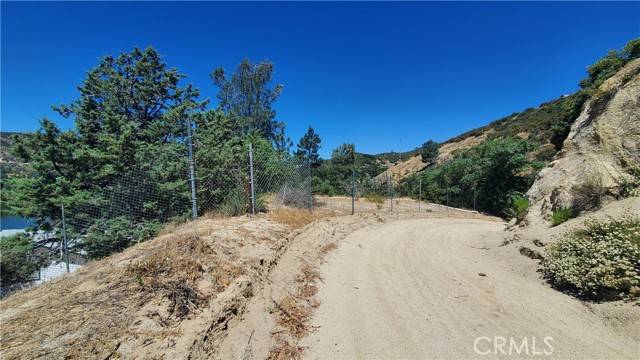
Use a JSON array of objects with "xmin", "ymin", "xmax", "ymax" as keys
[
  {"xmin": 3, "ymin": 124, "xmax": 454, "ymax": 295},
  {"xmin": 1, "ymin": 122, "xmax": 311, "ymax": 295}
]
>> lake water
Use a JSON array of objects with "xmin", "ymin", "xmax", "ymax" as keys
[{"xmin": 0, "ymin": 216, "xmax": 33, "ymax": 231}]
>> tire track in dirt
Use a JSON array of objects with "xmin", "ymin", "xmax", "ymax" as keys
[{"xmin": 302, "ymin": 218, "xmax": 640, "ymax": 359}]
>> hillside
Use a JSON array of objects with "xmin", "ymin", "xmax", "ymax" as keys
[
  {"xmin": 2, "ymin": 32, "xmax": 639, "ymax": 359},
  {"xmin": 526, "ymin": 58, "xmax": 640, "ymax": 224},
  {"xmin": 371, "ymin": 91, "xmax": 583, "ymax": 182}
]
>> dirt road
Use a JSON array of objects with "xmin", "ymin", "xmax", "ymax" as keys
[{"xmin": 301, "ymin": 218, "xmax": 640, "ymax": 359}]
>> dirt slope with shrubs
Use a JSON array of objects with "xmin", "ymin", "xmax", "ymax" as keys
[
  {"xmin": 0, "ymin": 209, "xmax": 318, "ymax": 359},
  {"xmin": 526, "ymin": 59, "xmax": 640, "ymax": 225}
]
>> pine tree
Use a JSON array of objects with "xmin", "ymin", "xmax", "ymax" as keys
[{"xmin": 295, "ymin": 126, "xmax": 321, "ymax": 166}]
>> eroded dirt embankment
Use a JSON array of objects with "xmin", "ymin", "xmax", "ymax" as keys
[{"xmin": 0, "ymin": 210, "xmax": 315, "ymax": 359}]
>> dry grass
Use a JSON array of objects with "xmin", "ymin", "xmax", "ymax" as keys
[
  {"xmin": 320, "ymin": 242, "xmax": 337, "ymax": 255},
  {"xmin": 0, "ymin": 215, "xmax": 289, "ymax": 359},
  {"xmin": 296, "ymin": 264, "xmax": 321, "ymax": 306},
  {"xmin": 0, "ymin": 204, "xmax": 341, "ymax": 358},
  {"xmin": 272, "ymin": 263, "xmax": 322, "ymax": 339},
  {"xmin": 268, "ymin": 208, "xmax": 315, "ymax": 229},
  {"xmin": 267, "ymin": 337, "xmax": 304, "ymax": 360},
  {"xmin": 269, "ymin": 236, "xmax": 340, "ymax": 357},
  {"xmin": 0, "ymin": 233, "xmax": 231, "ymax": 358},
  {"xmin": 273, "ymin": 295, "xmax": 312, "ymax": 339}
]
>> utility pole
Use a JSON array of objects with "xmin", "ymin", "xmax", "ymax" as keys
[
  {"xmin": 186, "ymin": 118, "xmax": 198, "ymax": 219},
  {"xmin": 61, "ymin": 203, "xmax": 70, "ymax": 273},
  {"xmin": 249, "ymin": 143, "xmax": 256, "ymax": 216}
]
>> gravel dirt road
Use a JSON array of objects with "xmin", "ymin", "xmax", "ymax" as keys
[{"xmin": 301, "ymin": 218, "xmax": 640, "ymax": 359}]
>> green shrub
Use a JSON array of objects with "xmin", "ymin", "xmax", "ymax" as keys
[
  {"xmin": 551, "ymin": 207, "xmax": 575, "ymax": 226},
  {"xmin": 618, "ymin": 169, "xmax": 640, "ymax": 199},
  {"xmin": 543, "ymin": 216, "xmax": 640, "ymax": 300},
  {"xmin": 0, "ymin": 233, "xmax": 47, "ymax": 287},
  {"xmin": 312, "ymin": 177, "xmax": 337, "ymax": 196},
  {"xmin": 83, "ymin": 217, "xmax": 161, "ymax": 259},
  {"xmin": 319, "ymin": 182, "xmax": 337, "ymax": 196},
  {"xmin": 399, "ymin": 138, "xmax": 536, "ymax": 217},
  {"xmin": 218, "ymin": 188, "xmax": 249, "ymax": 216},
  {"xmin": 364, "ymin": 193, "xmax": 385, "ymax": 205},
  {"xmin": 507, "ymin": 195, "xmax": 530, "ymax": 222},
  {"xmin": 256, "ymin": 193, "xmax": 268, "ymax": 213}
]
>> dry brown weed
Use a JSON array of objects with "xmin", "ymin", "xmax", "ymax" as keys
[{"xmin": 268, "ymin": 208, "xmax": 315, "ymax": 229}]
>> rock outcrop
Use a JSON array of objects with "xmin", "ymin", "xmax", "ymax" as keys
[{"xmin": 526, "ymin": 59, "xmax": 640, "ymax": 224}]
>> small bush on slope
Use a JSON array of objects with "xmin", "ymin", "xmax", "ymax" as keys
[
  {"xmin": 364, "ymin": 193, "xmax": 385, "ymax": 209},
  {"xmin": 84, "ymin": 217, "xmax": 161, "ymax": 259},
  {"xmin": 543, "ymin": 215, "xmax": 640, "ymax": 300},
  {"xmin": 551, "ymin": 207, "xmax": 575, "ymax": 226},
  {"xmin": 618, "ymin": 169, "xmax": 640, "ymax": 199},
  {"xmin": 507, "ymin": 195, "xmax": 530, "ymax": 222},
  {"xmin": 0, "ymin": 233, "xmax": 47, "ymax": 287}
]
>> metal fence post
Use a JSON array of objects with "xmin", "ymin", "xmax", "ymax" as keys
[
  {"xmin": 446, "ymin": 183, "xmax": 449, "ymax": 214},
  {"xmin": 308, "ymin": 159, "xmax": 313, "ymax": 212},
  {"xmin": 61, "ymin": 203, "xmax": 70, "ymax": 273},
  {"xmin": 249, "ymin": 143, "xmax": 256, "ymax": 216},
  {"xmin": 473, "ymin": 188, "xmax": 477, "ymax": 211},
  {"xmin": 387, "ymin": 171, "xmax": 393, "ymax": 212},
  {"xmin": 351, "ymin": 168, "xmax": 355, "ymax": 215},
  {"xmin": 186, "ymin": 118, "xmax": 198, "ymax": 219},
  {"xmin": 418, "ymin": 177, "xmax": 422, "ymax": 212}
]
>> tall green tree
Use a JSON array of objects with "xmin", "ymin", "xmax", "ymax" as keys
[
  {"xmin": 420, "ymin": 140, "xmax": 439, "ymax": 164},
  {"xmin": 8, "ymin": 47, "xmax": 204, "ymax": 233},
  {"xmin": 331, "ymin": 143, "xmax": 356, "ymax": 167},
  {"xmin": 212, "ymin": 59, "xmax": 289, "ymax": 148},
  {"xmin": 192, "ymin": 109, "xmax": 247, "ymax": 211},
  {"xmin": 295, "ymin": 126, "xmax": 321, "ymax": 166}
]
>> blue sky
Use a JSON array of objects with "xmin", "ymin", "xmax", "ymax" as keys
[{"xmin": 2, "ymin": 2, "xmax": 639, "ymax": 157}]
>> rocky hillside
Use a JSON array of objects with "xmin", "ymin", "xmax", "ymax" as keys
[
  {"xmin": 372, "ymin": 91, "xmax": 581, "ymax": 182},
  {"xmin": 526, "ymin": 59, "xmax": 640, "ymax": 224},
  {"xmin": 375, "ymin": 132, "xmax": 490, "ymax": 183}
]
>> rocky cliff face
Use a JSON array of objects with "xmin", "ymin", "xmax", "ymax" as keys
[{"xmin": 526, "ymin": 59, "xmax": 640, "ymax": 224}]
